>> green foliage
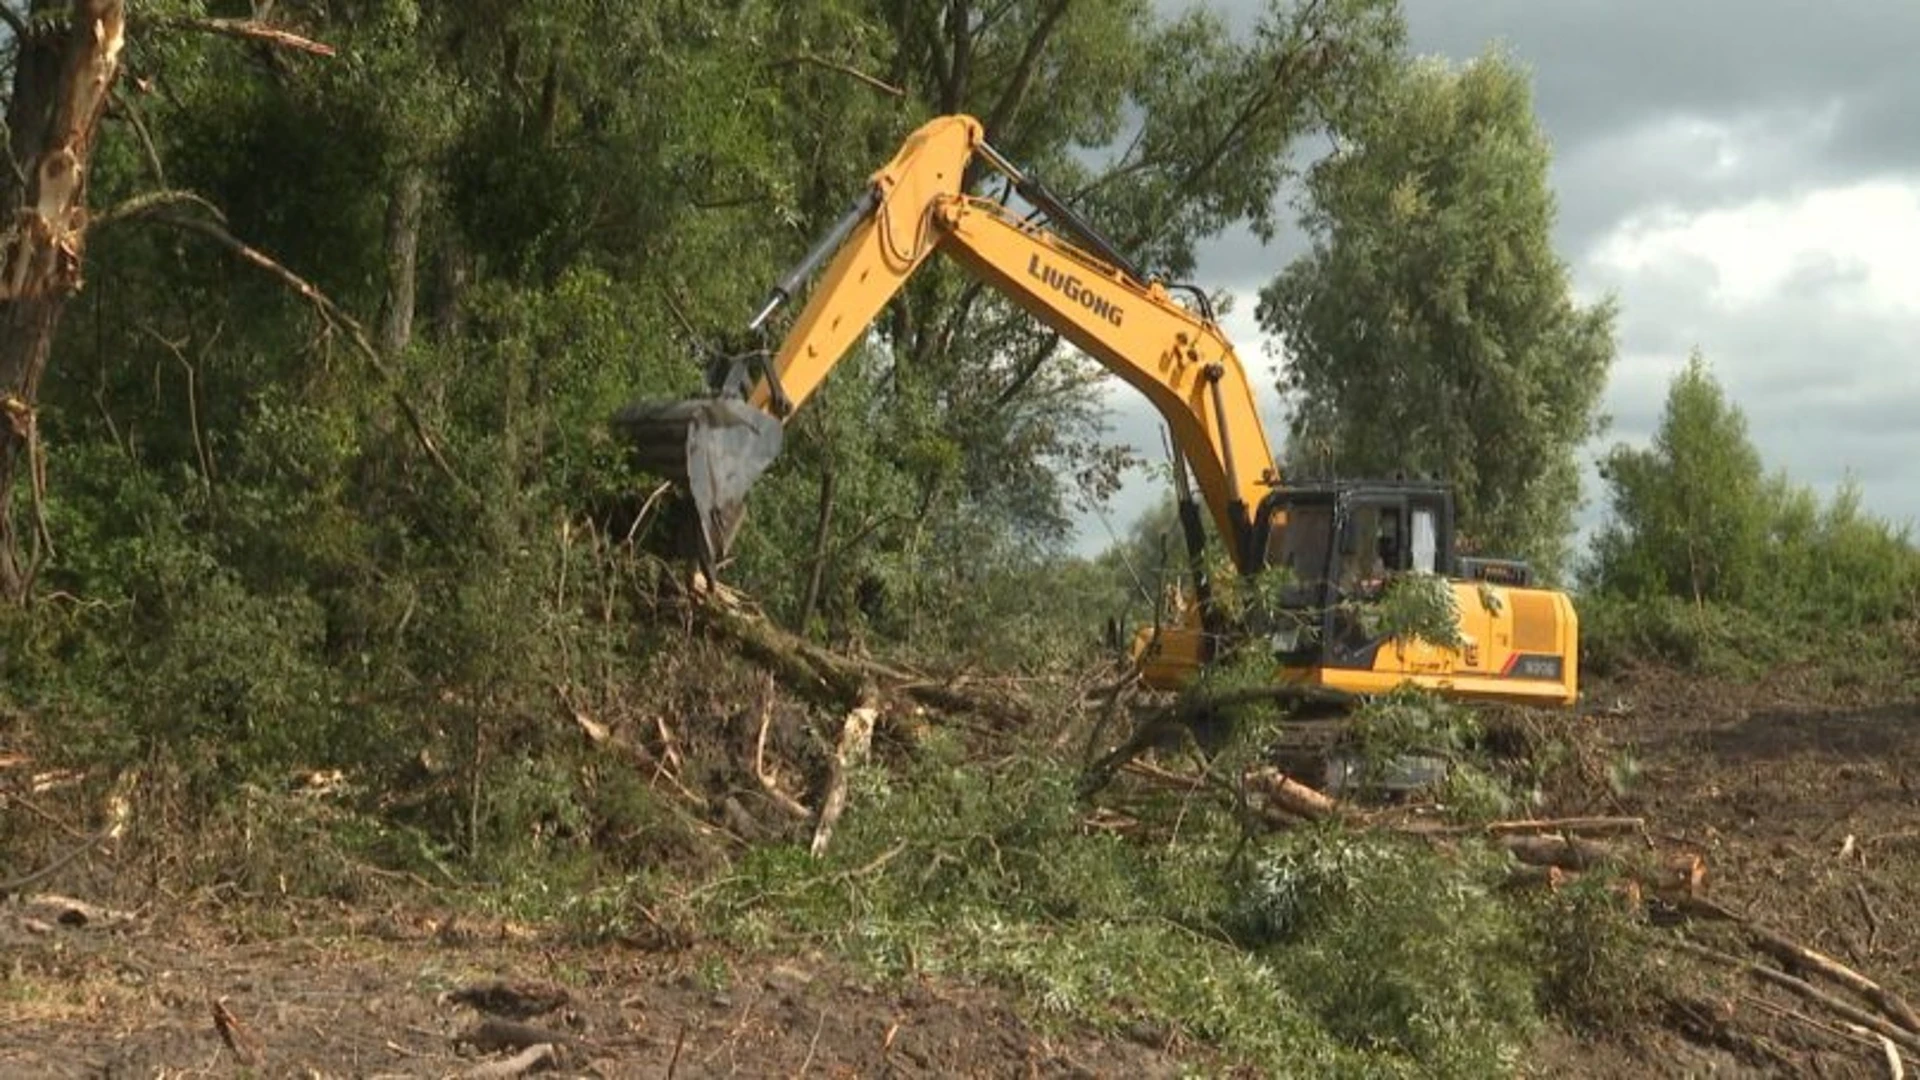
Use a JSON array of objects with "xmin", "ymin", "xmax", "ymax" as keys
[
  {"xmin": 701, "ymin": 743, "xmax": 1572, "ymax": 1077},
  {"xmin": 1232, "ymin": 830, "xmax": 1539, "ymax": 1077},
  {"xmin": 1363, "ymin": 571, "xmax": 1466, "ymax": 650},
  {"xmin": 1259, "ymin": 50, "xmax": 1616, "ymax": 579},
  {"xmin": 1346, "ymin": 685, "xmax": 1484, "ymax": 765},
  {"xmin": 1588, "ymin": 352, "xmax": 1769, "ymax": 605},
  {"xmin": 1584, "ymin": 354, "xmax": 1919, "ymax": 675}
]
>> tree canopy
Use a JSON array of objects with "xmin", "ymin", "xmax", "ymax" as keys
[
  {"xmin": 1256, "ymin": 50, "xmax": 1616, "ymax": 580},
  {"xmin": 1586, "ymin": 352, "xmax": 1919, "ymax": 629}
]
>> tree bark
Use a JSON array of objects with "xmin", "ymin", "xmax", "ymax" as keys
[
  {"xmin": 0, "ymin": 1, "xmax": 128, "ymax": 604},
  {"xmin": 377, "ymin": 165, "xmax": 426, "ymax": 360},
  {"xmin": 797, "ymin": 467, "xmax": 836, "ymax": 633}
]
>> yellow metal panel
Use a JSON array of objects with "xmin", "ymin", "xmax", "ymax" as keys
[
  {"xmin": 1509, "ymin": 591, "xmax": 1559, "ymax": 655},
  {"xmin": 935, "ymin": 199, "xmax": 1280, "ymax": 552},
  {"xmin": 750, "ymin": 115, "xmax": 983, "ymax": 415}
]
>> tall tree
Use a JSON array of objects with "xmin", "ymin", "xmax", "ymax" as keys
[
  {"xmin": 1256, "ymin": 50, "xmax": 1614, "ymax": 579},
  {"xmin": 1587, "ymin": 352, "xmax": 1776, "ymax": 607},
  {"xmin": 0, "ymin": 0, "xmax": 126, "ymax": 603}
]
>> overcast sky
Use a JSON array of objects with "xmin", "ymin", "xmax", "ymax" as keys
[{"xmin": 1073, "ymin": 0, "xmax": 1920, "ymax": 558}]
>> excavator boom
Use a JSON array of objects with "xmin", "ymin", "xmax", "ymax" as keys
[
  {"xmin": 617, "ymin": 114, "xmax": 1582, "ymax": 709},
  {"xmin": 617, "ymin": 114, "xmax": 1276, "ymax": 572}
]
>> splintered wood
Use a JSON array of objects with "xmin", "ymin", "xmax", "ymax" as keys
[{"xmin": 811, "ymin": 697, "xmax": 878, "ymax": 857}]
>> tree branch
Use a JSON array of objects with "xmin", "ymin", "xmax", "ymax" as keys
[
  {"xmin": 942, "ymin": 0, "xmax": 972, "ymax": 114},
  {"xmin": 773, "ymin": 53, "xmax": 905, "ymax": 98},
  {"xmin": 991, "ymin": 331, "xmax": 1062, "ymax": 409},
  {"xmin": 162, "ymin": 17, "xmax": 335, "ymax": 57},
  {"xmin": 0, "ymin": 3, "xmax": 26, "ymax": 41},
  {"xmin": 981, "ymin": 0, "xmax": 1071, "ymax": 139},
  {"xmin": 154, "ymin": 212, "xmax": 465, "ymax": 490},
  {"xmin": 92, "ymin": 188, "xmax": 224, "ymax": 229},
  {"xmin": 108, "ymin": 86, "xmax": 166, "ymax": 187}
]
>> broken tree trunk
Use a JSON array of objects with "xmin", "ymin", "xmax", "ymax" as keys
[
  {"xmin": 693, "ymin": 598, "xmax": 1037, "ymax": 727},
  {"xmin": 0, "ymin": 1, "xmax": 127, "ymax": 603},
  {"xmin": 811, "ymin": 695, "xmax": 877, "ymax": 856}
]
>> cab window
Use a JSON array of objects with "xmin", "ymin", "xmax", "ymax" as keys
[{"xmin": 1411, "ymin": 508, "xmax": 1438, "ymax": 573}]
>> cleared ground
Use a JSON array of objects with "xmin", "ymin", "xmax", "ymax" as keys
[{"xmin": 5, "ymin": 664, "xmax": 1918, "ymax": 1078}]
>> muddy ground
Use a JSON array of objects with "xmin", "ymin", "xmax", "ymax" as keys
[{"xmin": 5, "ymin": 665, "xmax": 1919, "ymax": 1078}]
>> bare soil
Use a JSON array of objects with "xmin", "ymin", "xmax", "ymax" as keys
[
  {"xmin": 0, "ymin": 907, "xmax": 1193, "ymax": 1078},
  {"xmin": 1547, "ymin": 665, "xmax": 1920, "ymax": 1077},
  {"xmin": 5, "ymin": 662, "xmax": 1919, "ymax": 1078}
]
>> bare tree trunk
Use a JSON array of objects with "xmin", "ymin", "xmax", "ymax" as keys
[
  {"xmin": 377, "ymin": 165, "xmax": 425, "ymax": 359},
  {"xmin": 797, "ymin": 467, "xmax": 835, "ymax": 634},
  {"xmin": 0, "ymin": 2, "xmax": 128, "ymax": 605}
]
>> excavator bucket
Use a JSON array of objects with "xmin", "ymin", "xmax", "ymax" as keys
[{"xmin": 612, "ymin": 396, "xmax": 784, "ymax": 573}]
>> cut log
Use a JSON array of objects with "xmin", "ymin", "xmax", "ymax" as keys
[
  {"xmin": 1245, "ymin": 766, "xmax": 1342, "ymax": 821},
  {"xmin": 1501, "ymin": 863, "xmax": 1645, "ymax": 909},
  {"xmin": 1498, "ymin": 833, "xmax": 1614, "ymax": 870},
  {"xmin": 1679, "ymin": 896, "xmax": 1920, "ymax": 1035},
  {"xmin": 1665, "ymin": 938, "xmax": 1920, "ymax": 1056},
  {"xmin": 1498, "ymin": 835, "xmax": 1705, "ymax": 898}
]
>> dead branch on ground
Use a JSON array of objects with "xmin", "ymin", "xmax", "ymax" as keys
[
  {"xmin": 1663, "ymin": 937, "xmax": 1920, "ymax": 1057},
  {"xmin": 0, "ymin": 823, "xmax": 118, "ymax": 896},
  {"xmin": 454, "ymin": 1017, "xmax": 584, "ymax": 1056},
  {"xmin": 1680, "ymin": 896, "xmax": 1920, "ymax": 1035},
  {"xmin": 463, "ymin": 1044, "xmax": 557, "ymax": 1079},
  {"xmin": 753, "ymin": 675, "xmax": 812, "ymax": 821},
  {"xmin": 210, "ymin": 996, "xmax": 263, "ymax": 1067}
]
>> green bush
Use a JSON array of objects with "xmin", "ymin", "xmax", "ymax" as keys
[
  {"xmin": 1577, "ymin": 593, "xmax": 1786, "ymax": 677},
  {"xmin": 1519, "ymin": 873, "xmax": 1655, "ymax": 1032}
]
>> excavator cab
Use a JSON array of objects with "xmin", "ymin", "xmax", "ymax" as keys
[
  {"xmin": 1133, "ymin": 481, "xmax": 1578, "ymax": 707},
  {"xmin": 1254, "ymin": 483, "xmax": 1459, "ymax": 664}
]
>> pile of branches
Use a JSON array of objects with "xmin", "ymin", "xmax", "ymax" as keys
[{"xmin": 617, "ymin": 590, "xmax": 1917, "ymax": 1074}]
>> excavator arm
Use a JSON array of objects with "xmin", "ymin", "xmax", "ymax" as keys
[
  {"xmin": 620, "ymin": 114, "xmax": 1280, "ymax": 572},
  {"xmin": 616, "ymin": 114, "xmax": 1582, "ymax": 710}
]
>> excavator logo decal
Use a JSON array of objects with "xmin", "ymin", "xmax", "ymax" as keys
[{"xmin": 1027, "ymin": 254, "xmax": 1124, "ymax": 327}]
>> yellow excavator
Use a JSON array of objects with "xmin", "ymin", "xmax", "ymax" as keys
[{"xmin": 617, "ymin": 115, "xmax": 1578, "ymax": 709}]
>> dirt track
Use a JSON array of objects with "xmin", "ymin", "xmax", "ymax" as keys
[{"xmin": 5, "ymin": 667, "xmax": 1919, "ymax": 1078}]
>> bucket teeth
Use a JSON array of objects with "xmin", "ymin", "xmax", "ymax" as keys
[{"xmin": 613, "ymin": 397, "xmax": 784, "ymax": 574}]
